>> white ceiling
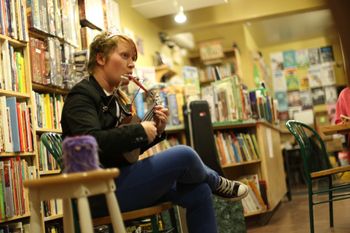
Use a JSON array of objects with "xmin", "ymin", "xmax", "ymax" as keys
[
  {"xmin": 132, "ymin": 0, "xmax": 228, "ymax": 18},
  {"xmin": 247, "ymin": 9, "xmax": 336, "ymax": 47}
]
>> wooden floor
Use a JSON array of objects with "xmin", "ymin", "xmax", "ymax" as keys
[{"xmin": 247, "ymin": 194, "xmax": 350, "ymax": 233}]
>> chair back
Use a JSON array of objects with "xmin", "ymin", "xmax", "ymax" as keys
[
  {"xmin": 40, "ymin": 132, "xmax": 63, "ymax": 170},
  {"xmin": 285, "ymin": 120, "xmax": 331, "ymax": 183}
]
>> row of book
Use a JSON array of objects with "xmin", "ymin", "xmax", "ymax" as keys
[
  {"xmin": 29, "ymin": 37, "xmax": 77, "ymax": 89},
  {"xmin": 0, "ymin": 42, "xmax": 26, "ymax": 93},
  {"xmin": 140, "ymin": 136, "xmax": 180, "ymax": 159},
  {"xmin": 199, "ymin": 62, "xmax": 235, "ymax": 83},
  {"xmin": 32, "ymin": 92, "xmax": 64, "ymax": 130},
  {"xmin": 27, "ymin": 0, "xmax": 78, "ymax": 46},
  {"xmin": 37, "ymin": 136, "xmax": 59, "ymax": 172},
  {"xmin": 0, "ymin": 97, "xmax": 33, "ymax": 153},
  {"xmin": 240, "ymin": 174, "xmax": 267, "ymax": 215},
  {"xmin": 0, "ymin": 222, "xmax": 30, "ymax": 233},
  {"xmin": 0, "ymin": 0, "xmax": 28, "ymax": 41},
  {"xmin": 42, "ymin": 199, "xmax": 62, "ymax": 218},
  {"xmin": 201, "ymin": 76, "xmax": 278, "ymax": 123},
  {"xmin": 0, "ymin": 158, "xmax": 37, "ymax": 220},
  {"xmin": 214, "ymin": 131, "xmax": 260, "ymax": 165}
]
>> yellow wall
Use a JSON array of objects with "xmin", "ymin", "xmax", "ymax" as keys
[
  {"xmin": 117, "ymin": 0, "xmax": 162, "ymax": 67},
  {"xmin": 261, "ymin": 36, "xmax": 347, "ymax": 86}
]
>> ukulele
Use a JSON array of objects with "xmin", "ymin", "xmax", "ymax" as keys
[{"xmin": 118, "ymin": 75, "xmax": 161, "ymax": 163}]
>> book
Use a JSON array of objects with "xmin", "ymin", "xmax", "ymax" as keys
[
  {"xmin": 324, "ymin": 86, "xmax": 338, "ymax": 104},
  {"xmin": 320, "ymin": 46, "xmax": 334, "ymax": 63},
  {"xmin": 295, "ymin": 49, "xmax": 309, "ymax": 68},
  {"xmin": 287, "ymin": 91, "xmax": 301, "ymax": 107},
  {"xmin": 308, "ymin": 48, "xmax": 321, "ymax": 65},
  {"xmin": 311, "ymin": 87, "xmax": 326, "ymax": 105},
  {"xmin": 6, "ymin": 97, "xmax": 20, "ymax": 152},
  {"xmin": 285, "ymin": 69, "xmax": 299, "ymax": 91},
  {"xmin": 299, "ymin": 91, "xmax": 313, "ymax": 110},
  {"xmin": 274, "ymin": 91, "xmax": 288, "ymax": 112},
  {"xmin": 283, "ymin": 50, "xmax": 297, "ymax": 68}
]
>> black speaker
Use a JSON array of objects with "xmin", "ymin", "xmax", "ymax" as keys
[{"xmin": 183, "ymin": 100, "xmax": 224, "ymax": 176}]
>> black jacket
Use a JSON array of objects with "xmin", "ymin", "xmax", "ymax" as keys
[{"xmin": 61, "ymin": 75, "xmax": 165, "ymax": 168}]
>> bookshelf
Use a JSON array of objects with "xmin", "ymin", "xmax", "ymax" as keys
[
  {"xmin": 214, "ymin": 120, "xmax": 286, "ymax": 216},
  {"xmin": 18, "ymin": 0, "xmax": 81, "ymax": 231},
  {"xmin": 0, "ymin": 10, "xmax": 35, "ymax": 230},
  {"xmin": 189, "ymin": 48, "xmax": 239, "ymax": 84}
]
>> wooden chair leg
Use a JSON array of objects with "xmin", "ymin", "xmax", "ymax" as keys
[
  {"xmin": 308, "ymin": 186, "xmax": 315, "ymax": 233},
  {"xmin": 328, "ymin": 175, "xmax": 334, "ymax": 227}
]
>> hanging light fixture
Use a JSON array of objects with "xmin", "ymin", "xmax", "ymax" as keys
[{"xmin": 174, "ymin": 6, "xmax": 187, "ymax": 24}]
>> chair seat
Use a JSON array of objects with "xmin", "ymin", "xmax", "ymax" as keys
[
  {"xmin": 92, "ymin": 202, "xmax": 173, "ymax": 226},
  {"xmin": 311, "ymin": 165, "xmax": 350, "ymax": 178}
]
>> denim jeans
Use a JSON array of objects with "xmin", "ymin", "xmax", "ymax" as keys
[{"xmin": 116, "ymin": 145, "xmax": 220, "ymax": 233}]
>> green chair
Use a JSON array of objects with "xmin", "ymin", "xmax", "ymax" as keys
[
  {"xmin": 285, "ymin": 120, "xmax": 350, "ymax": 233},
  {"xmin": 40, "ymin": 132, "xmax": 178, "ymax": 233}
]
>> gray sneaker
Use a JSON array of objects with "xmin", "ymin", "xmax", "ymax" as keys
[{"xmin": 213, "ymin": 177, "xmax": 249, "ymax": 201}]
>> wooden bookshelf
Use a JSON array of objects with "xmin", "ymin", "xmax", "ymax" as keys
[
  {"xmin": 165, "ymin": 124, "xmax": 185, "ymax": 133},
  {"xmin": 32, "ymin": 83, "xmax": 69, "ymax": 95},
  {"xmin": 222, "ymin": 160, "xmax": 261, "ymax": 168},
  {"xmin": 0, "ymin": 89, "xmax": 30, "ymax": 99},
  {"xmin": 39, "ymin": 170, "xmax": 61, "ymax": 176},
  {"xmin": 0, "ymin": 34, "xmax": 27, "ymax": 48},
  {"xmin": 212, "ymin": 120, "xmax": 286, "ymax": 215},
  {"xmin": 212, "ymin": 119, "xmax": 257, "ymax": 130},
  {"xmin": 44, "ymin": 214, "xmax": 63, "ymax": 222},
  {"xmin": 0, "ymin": 152, "xmax": 36, "ymax": 157},
  {"xmin": 0, "ymin": 213, "xmax": 31, "ymax": 223},
  {"xmin": 36, "ymin": 128, "xmax": 62, "ymax": 134},
  {"xmin": 244, "ymin": 209, "xmax": 267, "ymax": 217}
]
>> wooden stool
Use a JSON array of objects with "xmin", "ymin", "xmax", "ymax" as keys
[{"xmin": 24, "ymin": 168, "xmax": 125, "ymax": 233}]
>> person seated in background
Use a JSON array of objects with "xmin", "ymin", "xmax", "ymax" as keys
[
  {"xmin": 335, "ymin": 87, "xmax": 350, "ymax": 124},
  {"xmin": 60, "ymin": 32, "xmax": 248, "ymax": 233}
]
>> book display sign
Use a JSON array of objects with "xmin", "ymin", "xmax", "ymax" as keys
[{"xmin": 199, "ymin": 40, "xmax": 224, "ymax": 61}]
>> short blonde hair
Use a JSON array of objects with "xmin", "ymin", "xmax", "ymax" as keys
[{"xmin": 87, "ymin": 32, "xmax": 138, "ymax": 74}]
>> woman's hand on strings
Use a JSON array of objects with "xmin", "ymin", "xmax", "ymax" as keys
[{"xmin": 153, "ymin": 105, "xmax": 169, "ymax": 135}]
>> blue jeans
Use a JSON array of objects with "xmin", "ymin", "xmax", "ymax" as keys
[{"xmin": 116, "ymin": 145, "xmax": 220, "ymax": 233}]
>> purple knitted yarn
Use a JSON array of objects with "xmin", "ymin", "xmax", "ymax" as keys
[{"xmin": 62, "ymin": 135, "xmax": 100, "ymax": 173}]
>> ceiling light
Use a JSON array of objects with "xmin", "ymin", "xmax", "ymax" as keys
[{"xmin": 174, "ymin": 6, "xmax": 187, "ymax": 24}]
